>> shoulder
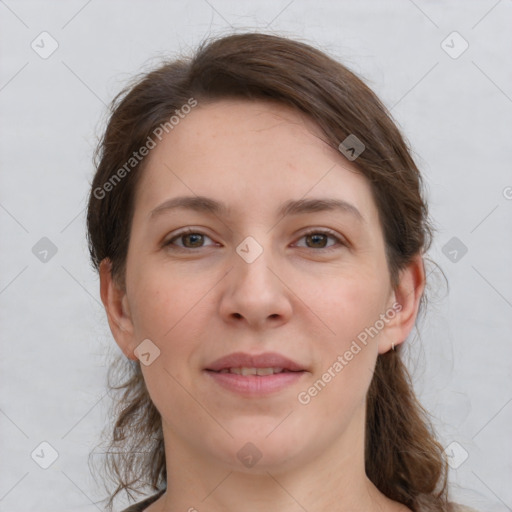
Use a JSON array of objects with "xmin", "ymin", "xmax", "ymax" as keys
[{"xmin": 119, "ymin": 489, "xmax": 166, "ymax": 512}]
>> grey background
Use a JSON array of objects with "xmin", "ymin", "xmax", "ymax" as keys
[{"xmin": 1, "ymin": 1, "xmax": 511, "ymax": 511}]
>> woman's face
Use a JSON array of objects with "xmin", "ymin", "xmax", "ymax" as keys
[{"xmin": 106, "ymin": 99, "xmax": 414, "ymax": 473}]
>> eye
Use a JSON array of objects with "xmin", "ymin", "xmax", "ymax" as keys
[
  {"xmin": 294, "ymin": 229, "xmax": 346, "ymax": 251},
  {"xmin": 163, "ymin": 228, "xmax": 217, "ymax": 250},
  {"xmin": 163, "ymin": 227, "xmax": 346, "ymax": 252}
]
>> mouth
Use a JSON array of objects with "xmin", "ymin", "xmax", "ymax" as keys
[
  {"xmin": 204, "ymin": 351, "xmax": 307, "ymax": 373},
  {"xmin": 203, "ymin": 368, "xmax": 306, "ymax": 395},
  {"xmin": 203, "ymin": 352, "xmax": 308, "ymax": 396},
  {"xmin": 208, "ymin": 367, "xmax": 303, "ymax": 376}
]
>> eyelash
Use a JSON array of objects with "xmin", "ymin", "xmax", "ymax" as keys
[{"xmin": 163, "ymin": 227, "xmax": 346, "ymax": 253}]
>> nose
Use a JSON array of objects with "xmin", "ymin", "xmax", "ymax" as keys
[{"xmin": 218, "ymin": 238, "xmax": 293, "ymax": 330}]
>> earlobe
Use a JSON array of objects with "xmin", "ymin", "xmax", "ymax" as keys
[
  {"xmin": 378, "ymin": 253, "xmax": 426, "ymax": 354},
  {"xmin": 99, "ymin": 258, "xmax": 137, "ymax": 360}
]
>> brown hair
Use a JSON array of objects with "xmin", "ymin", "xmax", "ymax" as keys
[{"xmin": 87, "ymin": 31, "xmax": 452, "ymax": 511}]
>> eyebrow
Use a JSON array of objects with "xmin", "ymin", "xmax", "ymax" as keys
[{"xmin": 149, "ymin": 195, "xmax": 365, "ymax": 223}]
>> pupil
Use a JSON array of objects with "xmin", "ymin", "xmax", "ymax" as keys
[
  {"xmin": 308, "ymin": 234, "xmax": 326, "ymax": 248},
  {"xmin": 186, "ymin": 234, "xmax": 202, "ymax": 247}
]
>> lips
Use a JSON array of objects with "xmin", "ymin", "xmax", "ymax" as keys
[
  {"xmin": 204, "ymin": 351, "xmax": 307, "ymax": 396},
  {"xmin": 204, "ymin": 351, "xmax": 306, "ymax": 373}
]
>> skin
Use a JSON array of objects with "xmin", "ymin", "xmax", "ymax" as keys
[{"xmin": 100, "ymin": 99, "xmax": 424, "ymax": 512}]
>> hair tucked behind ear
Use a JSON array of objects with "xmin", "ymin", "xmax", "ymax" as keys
[
  {"xmin": 87, "ymin": 31, "xmax": 454, "ymax": 511},
  {"xmin": 366, "ymin": 350, "xmax": 453, "ymax": 511}
]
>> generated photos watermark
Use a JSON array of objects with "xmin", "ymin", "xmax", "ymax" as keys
[
  {"xmin": 297, "ymin": 301, "xmax": 402, "ymax": 405},
  {"xmin": 93, "ymin": 97, "xmax": 198, "ymax": 200}
]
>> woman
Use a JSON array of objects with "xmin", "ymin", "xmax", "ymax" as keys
[{"xmin": 86, "ymin": 32, "xmax": 477, "ymax": 512}]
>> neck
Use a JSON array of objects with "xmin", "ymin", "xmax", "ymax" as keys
[{"xmin": 152, "ymin": 405, "xmax": 402, "ymax": 512}]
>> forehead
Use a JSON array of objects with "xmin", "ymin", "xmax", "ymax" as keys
[{"xmin": 133, "ymin": 99, "xmax": 379, "ymax": 227}]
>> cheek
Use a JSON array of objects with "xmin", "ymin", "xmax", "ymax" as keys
[
  {"xmin": 303, "ymin": 269, "xmax": 389, "ymax": 347},
  {"xmin": 297, "ymin": 284, "xmax": 380, "ymax": 424},
  {"xmin": 128, "ymin": 267, "xmax": 215, "ymax": 394},
  {"xmin": 133, "ymin": 272, "xmax": 210, "ymax": 414},
  {"xmin": 297, "ymin": 272, "xmax": 386, "ymax": 405},
  {"xmin": 128, "ymin": 265, "xmax": 208, "ymax": 341}
]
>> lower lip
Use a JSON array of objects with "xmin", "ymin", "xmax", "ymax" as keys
[{"xmin": 204, "ymin": 370, "xmax": 306, "ymax": 396}]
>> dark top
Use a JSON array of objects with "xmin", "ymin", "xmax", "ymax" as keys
[{"xmin": 120, "ymin": 489, "xmax": 166, "ymax": 512}]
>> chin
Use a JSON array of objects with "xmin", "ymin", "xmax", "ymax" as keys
[{"xmin": 206, "ymin": 428, "xmax": 307, "ymax": 473}]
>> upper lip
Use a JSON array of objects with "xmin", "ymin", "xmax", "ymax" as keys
[{"xmin": 204, "ymin": 352, "xmax": 306, "ymax": 372}]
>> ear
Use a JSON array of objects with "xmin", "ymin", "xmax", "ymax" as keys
[
  {"xmin": 378, "ymin": 253, "xmax": 426, "ymax": 354},
  {"xmin": 99, "ymin": 258, "xmax": 138, "ymax": 360}
]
